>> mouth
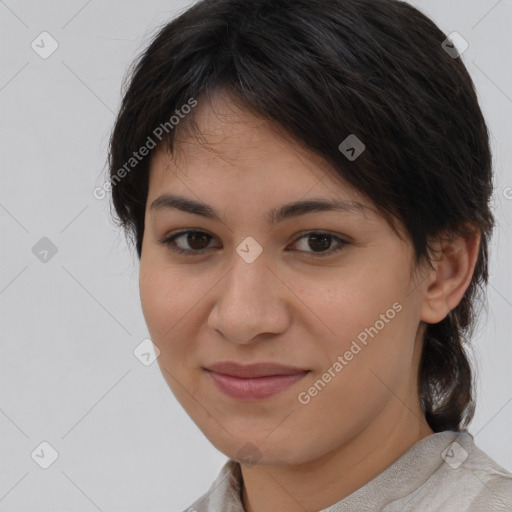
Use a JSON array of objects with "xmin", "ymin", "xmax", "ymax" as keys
[{"xmin": 203, "ymin": 361, "xmax": 310, "ymax": 401}]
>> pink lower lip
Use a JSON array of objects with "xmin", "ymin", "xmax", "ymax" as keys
[{"xmin": 205, "ymin": 370, "xmax": 309, "ymax": 401}]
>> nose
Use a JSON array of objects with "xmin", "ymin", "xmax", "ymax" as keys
[{"xmin": 207, "ymin": 250, "xmax": 291, "ymax": 345}]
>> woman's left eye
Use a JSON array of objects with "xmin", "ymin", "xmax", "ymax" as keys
[
  {"xmin": 292, "ymin": 231, "xmax": 348, "ymax": 256},
  {"xmin": 158, "ymin": 230, "xmax": 348, "ymax": 257}
]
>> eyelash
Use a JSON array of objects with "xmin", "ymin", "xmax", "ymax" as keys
[{"xmin": 157, "ymin": 230, "xmax": 349, "ymax": 258}]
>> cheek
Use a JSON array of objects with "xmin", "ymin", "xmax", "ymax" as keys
[
  {"xmin": 139, "ymin": 265, "xmax": 166, "ymax": 338},
  {"xmin": 301, "ymin": 265, "xmax": 417, "ymax": 396},
  {"xmin": 139, "ymin": 264, "xmax": 203, "ymax": 397},
  {"xmin": 298, "ymin": 267, "xmax": 400, "ymax": 350},
  {"xmin": 139, "ymin": 261, "xmax": 213, "ymax": 376},
  {"xmin": 139, "ymin": 262, "xmax": 189, "ymax": 344}
]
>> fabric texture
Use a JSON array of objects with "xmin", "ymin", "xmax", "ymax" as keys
[{"xmin": 184, "ymin": 430, "xmax": 512, "ymax": 511}]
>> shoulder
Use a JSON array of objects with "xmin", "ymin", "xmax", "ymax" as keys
[
  {"xmin": 462, "ymin": 438, "xmax": 512, "ymax": 511},
  {"xmin": 404, "ymin": 431, "xmax": 512, "ymax": 512}
]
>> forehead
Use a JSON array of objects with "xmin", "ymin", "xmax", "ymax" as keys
[
  {"xmin": 169, "ymin": 100, "xmax": 326, "ymax": 179},
  {"xmin": 147, "ymin": 93, "xmax": 373, "ymax": 212}
]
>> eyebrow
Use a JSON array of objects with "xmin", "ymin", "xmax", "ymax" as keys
[{"xmin": 150, "ymin": 193, "xmax": 369, "ymax": 225}]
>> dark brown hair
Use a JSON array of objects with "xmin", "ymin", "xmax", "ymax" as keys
[{"xmin": 107, "ymin": 0, "xmax": 495, "ymax": 432}]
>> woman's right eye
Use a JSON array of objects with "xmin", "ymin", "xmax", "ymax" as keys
[{"xmin": 158, "ymin": 230, "xmax": 217, "ymax": 255}]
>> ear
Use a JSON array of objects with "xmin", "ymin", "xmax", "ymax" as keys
[{"xmin": 420, "ymin": 225, "xmax": 481, "ymax": 324}]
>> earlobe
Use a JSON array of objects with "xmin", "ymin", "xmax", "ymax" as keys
[{"xmin": 419, "ymin": 227, "xmax": 481, "ymax": 325}]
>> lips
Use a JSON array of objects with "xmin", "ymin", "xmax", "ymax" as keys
[
  {"xmin": 203, "ymin": 361, "xmax": 310, "ymax": 400},
  {"xmin": 204, "ymin": 361, "xmax": 309, "ymax": 378}
]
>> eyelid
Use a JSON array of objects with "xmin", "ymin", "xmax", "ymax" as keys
[
  {"xmin": 291, "ymin": 230, "xmax": 349, "ymax": 256},
  {"xmin": 158, "ymin": 229, "xmax": 349, "ymax": 257}
]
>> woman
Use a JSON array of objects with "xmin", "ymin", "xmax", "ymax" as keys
[{"xmin": 107, "ymin": 0, "xmax": 512, "ymax": 510}]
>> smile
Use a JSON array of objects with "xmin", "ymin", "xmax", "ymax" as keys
[{"xmin": 204, "ymin": 370, "xmax": 310, "ymax": 401}]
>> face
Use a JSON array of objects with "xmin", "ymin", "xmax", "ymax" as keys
[{"xmin": 139, "ymin": 92, "xmax": 430, "ymax": 466}]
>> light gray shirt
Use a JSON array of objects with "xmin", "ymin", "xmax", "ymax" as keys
[{"xmin": 184, "ymin": 430, "xmax": 512, "ymax": 511}]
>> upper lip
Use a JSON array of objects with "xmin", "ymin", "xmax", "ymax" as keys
[{"xmin": 204, "ymin": 361, "xmax": 309, "ymax": 378}]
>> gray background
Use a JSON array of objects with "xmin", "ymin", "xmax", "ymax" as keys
[{"xmin": 1, "ymin": 1, "xmax": 511, "ymax": 510}]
